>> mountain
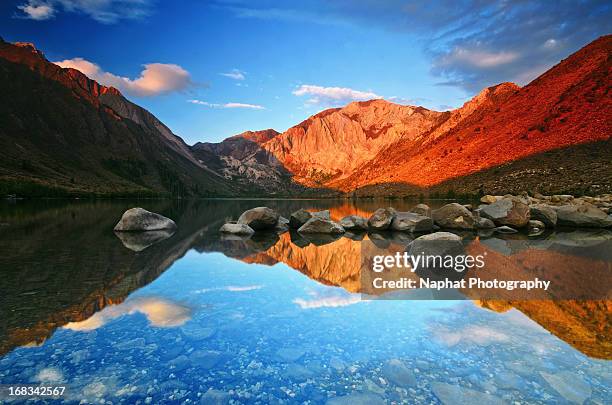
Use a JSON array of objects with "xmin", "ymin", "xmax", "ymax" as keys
[
  {"xmin": 191, "ymin": 129, "xmax": 292, "ymax": 193},
  {"xmin": 0, "ymin": 38, "xmax": 237, "ymax": 197},
  {"xmin": 221, "ymin": 35, "xmax": 608, "ymax": 196}
]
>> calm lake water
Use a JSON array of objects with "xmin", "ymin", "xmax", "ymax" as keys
[{"xmin": 0, "ymin": 199, "xmax": 610, "ymax": 404}]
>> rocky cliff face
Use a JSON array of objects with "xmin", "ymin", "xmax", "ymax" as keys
[
  {"xmin": 260, "ymin": 100, "xmax": 448, "ymax": 188},
  {"xmin": 191, "ymin": 129, "xmax": 294, "ymax": 194},
  {"xmin": 0, "ymin": 38, "xmax": 236, "ymax": 197}
]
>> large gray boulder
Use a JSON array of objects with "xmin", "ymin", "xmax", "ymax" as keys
[
  {"xmin": 410, "ymin": 203, "xmax": 431, "ymax": 217},
  {"xmin": 476, "ymin": 218, "xmax": 496, "ymax": 229},
  {"xmin": 431, "ymin": 203, "xmax": 475, "ymax": 230},
  {"xmin": 298, "ymin": 217, "xmax": 345, "ymax": 234},
  {"xmin": 219, "ymin": 222, "xmax": 255, "ymax": 235},
  {"xmin": 339, "ymin": 215, "xmax": 368, "ymax": 231},
  {"xmin": 312, "ymin": 210, "xmax": 331, "ymax": 220},
  {"xmin": 390, "ymin": 212, "xmax": 433, "ymax": 232},
  {"xmin": 480, "ymin": 198, "xmax": 530, "ymax": 228},
  {"xmin": 530, "ymin": 204, "xmax": 557, "ymax": 227},
  {"xmin": 237, "ymin": 207, "xmax": 279, "ymax": 230},
  {"xmin": 555, "ymin": 204, "xmax": 612, "ymax": 228},
  {"xmin": 114, "ymin": 207, "xmax": 177, "ymax": 232},
  {"xmin": 368, "ymin": 208, "xmax": 396, "ymax": 231},
  {"xmin": 289, "ymin": 209, "xmax": 312, "ymax": 228}
]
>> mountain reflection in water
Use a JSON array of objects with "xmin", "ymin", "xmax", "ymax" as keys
[{"xmin": 0, "ymin": 198, "xmax": 610, "ymax": 364}]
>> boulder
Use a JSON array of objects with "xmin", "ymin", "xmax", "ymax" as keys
[
  {"xmin": 480, "ymin": 195, "xmax": 500, "ymax": 204},
  {"xmin": 462, "ymin": 204, "xmax": 473, "ymax": 211},
  {"xmin": 114, "ymin": 207, "xmax": 177, "ymax": 232},
  {"xmin": 551, "ymin": 194, "xmax": 574, "ymax": 203},
  {"xmin": 530, "ymin": 204, "xmax": 557, "ymax": 227},
  {"xmin": 237, "ymin": 207, "xmax": 279, "ymax": 230},
  {"xmin": 390, "ymin": 212, "xmax": 433, "ymax": 232},
  {"xmin": 368, "ymin": 208, "xmax": 396, "ymax": 231},
  {"xmin": 480, "ymin": 198, "xmax": 530, "ymax": 228},
  {"xmin": 298, "ymin": 217, "xmax": 345, "ymax": 234},
  {"xmin": 219, "ymin": 222, "xmax": 255, "ymax": 235},
  {"xmin": 339, "ymin": 215, "xmax": 368, "ymax": 231},
  {"xmin": 410, "ymin": 203, "xmax": 431, "ymax": 217},
  {"xmin": 477, "ymin": 218, "xmax": 496, "ymax": 229},
  {"xmin": 289, "ymin": 209, "xmax": 312, "ymax": 228},
  {"xmin": 555, "ymin": 204, "xmax": 612, "ymax": 228},
  {"xmin": 276, "ymin": 216, "xmax": 290, "ymax": 232},
  {"xmin": 312, "ymin": 210, "xmax": 331, "ymax": 220},
  {"xmin": 431, "ymin": 203, "xmax": 475, "ymax": 230}
]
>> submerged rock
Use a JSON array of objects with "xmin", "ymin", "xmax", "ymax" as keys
[
  {"xmin": 480, "ymin": 197, "xmax": 530, "ymax": 228},
  {"xmin": 219, "ymin": 222, "xmax": 255, "ymax": 235},
  {"xmin": 431, "ymin": 203, "xmax": 475, "ymax": 230},
  {"xmin": 200, "ymin": 388, "xmax": 230, "ymax": 405},
  {"xmin": 326, "ymin": 393, "xmax": 385, "ymax": 405},
  {"xmin": 390, "ymin": 212, "xmax": 433, "ymax": 232},
  {"xmin": 368, "ymin": 207, "xmax": 396, "ymax": 231},
  {"xmin": 237, "ymin": 207, "xmax": 280, "ymax": 230},
  {"xmin": 540, "ymin": 371, "xmax": 591, "ymax": 404},
  {"xmin": 298, "ymin": 217, "xmax": 345, "ymax": 234},
  {"xmin": 113, "ymin": 207, "xmax": 177, "ymax": 232},
  {"xmin": 382, "ymin": 359, "xmax": 416, "ymax": 387},
  {"xmin": 289, "ymin": 209, "xmax": 312, "ymax": 228},
  {"xmin": 340, "ymin": 215, "xmax": 368, "ymax": 231},
  {"xmin": 431, "ymin": 382, "xmax": 506, "ymax": 405}
]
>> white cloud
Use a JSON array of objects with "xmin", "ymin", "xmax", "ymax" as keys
[
  {"xmin": 292, "ymin": 84, "xmax": 381, "ymax": 106},
  {"xmin": 64, "ymin": 297, "xmax": 191, "ymax": 331},
  {"xmin": 221, "ymin": 69, "xmax": 246, "ymax": 80},
  {"xmin": 188, "ymin": 99, "xmax": 265, "ymax": 110},
  {"xmin": 17, "ymin": 1, "xmax": 55, "ymax": 20},
  {"xmin": 53, "ymin": 57, "xmax": 192, "ymax": 97},
  {"xmin": 17, "ymin": 0, "xmax": 152, "ymax": 24}
]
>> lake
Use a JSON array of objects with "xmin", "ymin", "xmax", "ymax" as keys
[{"xmin": 0, "ymin": 199, "xmax": 610, "ymax": 404}]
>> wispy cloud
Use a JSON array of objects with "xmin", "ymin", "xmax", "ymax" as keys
[
  {"xmin": 292, "ymin": 84, "xmax": 381, "ymax": 107},
  {"xmin": 217, "ymin": 1, "xmax": 611, "ymax": 93},
  {"xmin": 53, "ymin": 57, "xmax": 192, "ymax": 97},
  {"xmin": 188, "ymin": 99, "xmax": 265, "ymax": 110},
  {"xmin": 16, "ymin": 0, "xmax": 154, "ymax": 23},
  {"xmin": 220, "ymin": 69, "xmax": 246, "ymax": 80}
]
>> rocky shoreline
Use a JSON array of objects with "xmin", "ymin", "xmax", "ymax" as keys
[{"xmin": 220, "ymin": 194, "xmax": 612, "ymax": 240}]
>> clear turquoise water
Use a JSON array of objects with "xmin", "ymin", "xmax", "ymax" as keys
[{"xmin": 0, "ymin": 200, "xmax": 610, "ymax": 404}]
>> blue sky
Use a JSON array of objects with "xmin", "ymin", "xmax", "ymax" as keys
[{"xmin": 1, "ymin": 1, "xmax": 610, "ymax": 144}]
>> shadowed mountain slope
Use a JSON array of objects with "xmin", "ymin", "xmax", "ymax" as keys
[{"xmin": 0, "ymin": 39, "xmax": 237, "ymax": 197}]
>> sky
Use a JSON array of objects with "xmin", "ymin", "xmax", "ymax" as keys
[{"xmin": 1, "ymin": 0, "xmax": 610, "ymax": 144}]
